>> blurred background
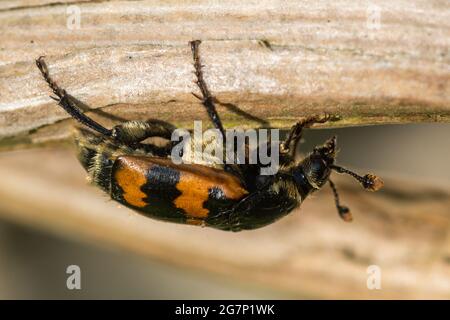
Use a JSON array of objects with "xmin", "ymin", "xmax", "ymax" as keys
[{"xmin": 0, "ymin": 123, "xmax": 448, "ymax": 299}]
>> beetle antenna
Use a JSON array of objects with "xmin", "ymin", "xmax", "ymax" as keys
[
  {"xmin": 329, "ymin": 179, "xmax": 352, "ymax": 222},
  {"xmin": 36, "ymin": 57, "xmax": 112, "ymax": 137},
  {"xmin": 331, "ymin": 165, "xmax": 383, "ymax": 191}
]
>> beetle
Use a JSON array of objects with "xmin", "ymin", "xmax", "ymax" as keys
[{"xmin": 35, "ymin": 40, "xmax": 383, "ymax": 232}]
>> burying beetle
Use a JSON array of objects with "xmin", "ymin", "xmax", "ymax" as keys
[{"xmin": 36, "ymin": 40, "xmax": 383, "ymax": 231}]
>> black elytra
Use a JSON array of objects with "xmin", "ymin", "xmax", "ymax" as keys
[{"xmin": 35, "ymin": 40, "xmax": 383, "ymax": 232}]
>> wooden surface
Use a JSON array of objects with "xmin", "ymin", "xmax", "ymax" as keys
[
  {"xmin": 0, "ymin": 0, "xmax": 449, "ymax": 299},
  {"xmin": 0, "ymin": 0, "xmax": 449, "ymax": 150},
  {"xmin": 0, "ymin": 147, "xmax": 449, "ymax": 299}
]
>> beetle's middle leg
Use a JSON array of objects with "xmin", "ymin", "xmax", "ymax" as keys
[
  {"xmin": 280, "ymin": 114, "xmax": 332, "ymax": 156},
  {"xmin": 190, "ymin": 40, "xmax": 226, "ymax": 138}
]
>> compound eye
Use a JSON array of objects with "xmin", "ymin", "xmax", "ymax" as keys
[
  {"xmin": 311, "ymin": 161, "xmax": 325, "ymax": 180},
  {"xmin": 308, "ymin": 157, "xmax": 331, "ymax": 187},
  {"xmin": 310, "ymin": 158, "xmax": 325, "ymax": 172}
]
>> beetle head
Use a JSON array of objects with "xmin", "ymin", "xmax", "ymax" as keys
[
  {"xmin": 294, "ymin": 135, "xmax": 383, "ymax": 222},
  {"xmin": 299, "ymin": 136, "xmax": 337, "ymax": 189}
]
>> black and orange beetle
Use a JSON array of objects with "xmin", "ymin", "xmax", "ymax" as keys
[{"xmin": 36, "ymin": 40, "xmax": 383, "ymax": 232}]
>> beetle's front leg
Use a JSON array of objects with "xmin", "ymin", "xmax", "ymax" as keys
[{"xmin": 280, "ymin": 114, "xmax": 333, "ymax": 156}]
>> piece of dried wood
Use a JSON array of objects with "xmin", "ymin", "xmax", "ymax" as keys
[
  {"xmin": 0, "ymin": 0, "xmax": 449, "ymax": 150},
  {"xmin": 0, "ymin": 148, "xmax": 449, "ymax": 299}
]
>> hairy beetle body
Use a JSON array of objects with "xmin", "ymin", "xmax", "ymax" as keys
[
  {"xmin": 36, "ymin": 40, "xmax": 383, "ymax": 232},
  {"xmin": 74, "ymin": 127, "xmax": 308, "ymax": 231}
]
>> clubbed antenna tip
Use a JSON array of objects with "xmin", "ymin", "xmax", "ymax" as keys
[
  {"xmin": 362, "ymin": 174, "xmax": 384, "ymax": 192},
  {"xmin": 331, "ymin": 165, "xmax": 384, "ymax": 192},
  {"xmin": 329, "ymin": 179, "xmax": 353, "ymax": 222},
  {"xmin": 338, "ymin": 206, "xmax": 353, "ymax": 222}
]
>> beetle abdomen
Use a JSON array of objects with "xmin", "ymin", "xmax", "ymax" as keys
[
  {"xmin": 110, "ymin": 156, "xmax": 249, "ymax": 225},
  {"xmin": 74, "ymin": 127, "xmax": 144, "ymax": 192}
]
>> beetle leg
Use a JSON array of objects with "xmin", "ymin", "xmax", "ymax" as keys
[
  {"xmin": 109, "ymin": 120, "xmax": 177, "ymax": 156},
  {"xmin": 190, "ymin": 40, "xmax": 252, "ymax": 177},
  {"xmin": 280, "ymin": 114, "xmax": 332, "ymax": 156},
  {"xmin": 189, "ymin": 40, "xmax": 226, "ymax": 139},
  {"xmin": 111, "ymin": 120, "xmax": 175, "ymax": 144},
  {"xmin": 36, "ymin": 56, "xmax": 112, "ymax": 137}
]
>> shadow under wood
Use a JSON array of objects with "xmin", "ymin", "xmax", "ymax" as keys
[{"xmin": 214, "ymin": 98, "xmax": 270, "ymax": 128}]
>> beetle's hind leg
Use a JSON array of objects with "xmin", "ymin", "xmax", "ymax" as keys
[
  {"xmin": 189, "ymin": 40, "xmax": 226, "ymax": 138},
  {"xmin": 110, "ymin": 120, "xmax": 177, "ymax": 157},
  {"xmin": 36, "ymin": 56, "xmax": 64, "ymax": 99},
  {"xmin": 111, "ymin": 120, "xmax": 175, "ymax": 144},
  {"xmin": 36, "ymin": 57, "xmax": 112, "ymax": 137}
]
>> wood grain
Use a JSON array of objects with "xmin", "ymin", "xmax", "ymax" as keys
[{"xmin": 0, "ymin": 0, "xmax": 449, "ymax": 150}]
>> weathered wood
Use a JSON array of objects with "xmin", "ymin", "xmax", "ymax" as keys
[
  {"xmin": 0, "ymin": 0, "xmax": 449, "ymax": 150},
  {"xmin": 0, "ymin": 148, "xmax": 448, "ymax": 299}
]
